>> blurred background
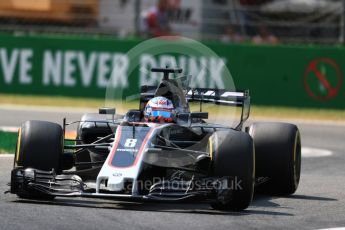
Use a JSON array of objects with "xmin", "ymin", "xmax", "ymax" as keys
[
  {"xmin": 0, "ymin": 0, "xmax": 343, "ymax": 44},
  {"xmin": 0, "ymin": 0, "xmax": 344, "ymax": 121}
]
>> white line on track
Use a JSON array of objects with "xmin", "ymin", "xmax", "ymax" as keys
[
  {"xmin": 317, "ymin": 228, "xmax": 345, "ymax": 230},
  {"xmin": 302, "ymin": 147, "xmax": 333, "ymax": 158},
  {"xmin": 0, "ymin": 104, "xmax": 95, "ymax": 113},
  {"xmin": 0, "ymin": 126, "xmax": 19, "ymax": 132},
  {"xmin": 0, "ymin": 154, "xmax": 14, "ymax": 158}
]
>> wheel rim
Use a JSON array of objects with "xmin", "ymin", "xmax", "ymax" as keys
[{"xmin": 293, "ymin": 131, "xmax": 302, "ymax": 188}]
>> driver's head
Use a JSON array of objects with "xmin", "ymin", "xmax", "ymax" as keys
[{"xmin": 144, "ymin": 96, "xmax": 175, "ymax": 123}]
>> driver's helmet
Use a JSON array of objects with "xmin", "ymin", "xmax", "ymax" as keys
[{"xmin": 144, "ymin": 96, "xmax": 175, "ymax": 123}]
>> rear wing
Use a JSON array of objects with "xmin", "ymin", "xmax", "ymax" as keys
[
  {"xmin": 186, "ymin": 88, "xmax": 249, "ymax": 107},
  {"xmin": 187, "ymin": 88, "xmax": 250, "ymax": 129},
  {"xmin": 140, "ymin": 86, "xmax": 250, "ymax": 106}
]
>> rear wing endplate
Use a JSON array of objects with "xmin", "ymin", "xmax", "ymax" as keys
[{"xmin": 187, "ymin": 88, "xmax": 250, "ymax": 130}]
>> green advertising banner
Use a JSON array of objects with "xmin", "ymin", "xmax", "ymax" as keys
[{"xmin": 0, "ymin": 33, "xmax": 344, "ymax": 109}]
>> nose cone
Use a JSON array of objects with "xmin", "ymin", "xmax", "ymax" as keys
[{"xmin": 107, "ymin": 174, "xmax": 125, "ymax": 191}]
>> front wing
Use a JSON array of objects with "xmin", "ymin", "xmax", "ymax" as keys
[{"xmin": 10, "ymin": 167, "xmax": 233, "ymax": 203}]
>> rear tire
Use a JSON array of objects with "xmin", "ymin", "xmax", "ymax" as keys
[
  {"xmin": 249, "ymin": 122, "xmax": 301, "ymax": 195},
  {"xmin": 210, "ymin": 130, "xmax": 255, "ymax": 211},
  {"xmin": 14, "ymin": 120, "xmax": 63, "ymax": 199}
]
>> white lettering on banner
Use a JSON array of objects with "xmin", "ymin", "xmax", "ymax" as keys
[
  {"xmin": 0, "ymin": 48, "xmax": 33, "ymax": 85},
  {"xmin": 189, "ymin": 56, "xmax": 207, "ymax": 88},
  {"xmin": 159, "ymin": 55, "xmax": 178, "ymax": 69},
  {"xmin": 140, "ymin": 54, "xmax": 159, "ymax": 86},
  {"xmin": 209, "ymin": 57, "xmax": 226, "ymax": 89},
  {"xmin": 42, "ymin": 50, "xmax": 129, "ymax": 88},
  {"xmin": 0, "ymin": 48, "xmax": 19, "ymax": 84},
  {"xmin": 43, "ymin": 50, "xmax": 62, "ymax": 86},
  {"xmin": 97, "ymin": 52, "xmax": 111, "ymax": 88},
  {"xmin": 0, "ymin": 49, "xmax": 227, "ymax": 91},
  {"xmin": 178, "ymin": 56, "xmax": 187, "ymax": 73},
  {"xmin": 19, "ymin": 49, "xmax": 33, "ymax": 84},
  {"xmin": 139, "ymin": 54, "xmax": 226, "ymax": 89},
  {"xmin": 78, "ymin": 52, "xmax": 97, "ymax": 87},
  {"xmin": 110, "ymin": 54, "xmax": 129, "ymax": 88},
  {"xmin": 63, "ymin": 51, "xmax": 77, "ymax": 87}
]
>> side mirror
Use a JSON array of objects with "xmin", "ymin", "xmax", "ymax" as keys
[
  {"xmin": 176, "ymin": 113, "xmax": 190, "ymax": 123},
  {"xmin": 190, "ymin": 112, "xmax": 208, "ymax": 119},
  {"xmin": 176, "ymin": 112, "xmax": 208, "ymax": 125},
  {"xmin": 125, "ymin": 110, "xmax": 142, "ymax": 122},
  {"xmin": 99, "ymin": 107, "xmax": 116, "ymax": 115}
]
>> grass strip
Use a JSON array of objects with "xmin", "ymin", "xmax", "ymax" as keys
[
  {"xmin": 251, "ymin": 105, "xmax": 345, "ymax": 122},
  {"xmin": 0, "ymin": 131, "xmax": 17, "ymax": 154}
]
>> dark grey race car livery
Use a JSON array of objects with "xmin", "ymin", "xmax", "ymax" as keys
[{"xmin": 9, "ymin": 67, "xmax": 301, "ymax": 211}]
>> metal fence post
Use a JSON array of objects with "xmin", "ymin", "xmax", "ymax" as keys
[
  {"xmin": 134, "ymin": 0, "xmax": 141, "ymax": 36},
  {"xmin": 343, "ymin": 0, "xmax": 345, "ymax": 44}
]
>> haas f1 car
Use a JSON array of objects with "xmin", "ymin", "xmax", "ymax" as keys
[{"xmin": 9, "ymin": 67, "xmax": 301, "ymax": 211}]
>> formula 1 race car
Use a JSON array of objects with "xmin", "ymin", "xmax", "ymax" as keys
[{"xmin": 9, "ymin": 67, "xmax": 301, "ymax": 211}]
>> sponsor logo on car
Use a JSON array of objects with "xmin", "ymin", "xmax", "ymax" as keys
[
  {"xmin": 112, "ymin": 173, "xmax": 123, "ymax": 177},
  {"xmin": 117, "ymin": 148, "xmax": 138, "ymax": 153}
]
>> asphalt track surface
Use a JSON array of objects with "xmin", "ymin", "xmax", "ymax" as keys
[{"xmin": 0, "ymin": 107, "xmax": 345, "ymax": 230}]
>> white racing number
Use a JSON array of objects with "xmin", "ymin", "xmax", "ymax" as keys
[{"xmin": 124, "ymin": 138, "xmax": 137, "ymax": 148}]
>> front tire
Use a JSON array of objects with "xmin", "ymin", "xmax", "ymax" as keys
[
  {"xmin": 14, "ymin": 120, "xmax": 63, "ymax": 199},
  {"xmin": 210, "ymin": 130, "xmax": 255, "ymax": 211}
]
